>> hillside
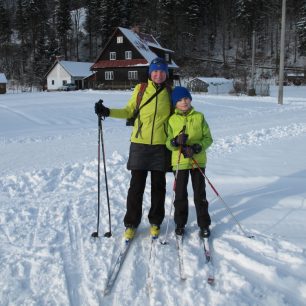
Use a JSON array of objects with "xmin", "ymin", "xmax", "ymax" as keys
[{"xmin": 1, "ymin": 0, "xmax": 306, "ymax": 88}]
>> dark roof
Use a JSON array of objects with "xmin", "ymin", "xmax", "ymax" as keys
[{"xmin": 92, "ymin": 27, "xmax": 178, "ymax": 70}]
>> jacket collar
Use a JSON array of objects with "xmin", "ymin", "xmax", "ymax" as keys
[
  {"xmin": 148, "ymin": 79, "xmax": 166, "ymax": 90},
  {"xmin": 174, "ymin": 106, "xmax": 194, "ymax": 116}
]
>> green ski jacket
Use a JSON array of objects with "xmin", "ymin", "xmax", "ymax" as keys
[{"xmin": 166, "ymin": 107, "xmax": 213, "ymax": 170}]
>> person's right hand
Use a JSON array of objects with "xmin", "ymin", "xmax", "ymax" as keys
[
  {"xmin": 171, "ymin": 133, "xmax": 188, "ymax": 147},
  {"xmin": 95, "ymin": 100, "xmax": 110, "ymax": 117}
]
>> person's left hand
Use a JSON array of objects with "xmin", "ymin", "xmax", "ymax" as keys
[{"xmin": 192, "ymin": 144, "xmax": 202, "ymax": 154}]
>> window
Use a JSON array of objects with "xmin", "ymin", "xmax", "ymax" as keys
[
  {"xmin": 128, "ymin": 71, "xmax": 138, "ymax": 80},
  {"xmin": 105, "ymin": 71, "xmax": 114, "ymax": 80},
  {"xmin": 117, "ymin": 36, "xmax": 123, "ymax": 43},
  {"xmin": 110, "ymin": 52, "xmax": 116, "ymax": 60},
  {"xmin": 125, "ymin": 51, "xmax": 132, "ymax": 59},
  {"xmin": 62, "ymin": 80, "xmax": 67, "ymax": 85},
  {"xmin": 165, "ymin": 53, "xmax": 170, "ymax": 62},
  {"xmin": 52, "ymin": 80, "xmax": 54, "ymax": 85}
]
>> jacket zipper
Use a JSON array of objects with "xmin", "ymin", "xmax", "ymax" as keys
[{"xmin": 150, "ymin": 88, "xmax": 158, "ymax": 144}]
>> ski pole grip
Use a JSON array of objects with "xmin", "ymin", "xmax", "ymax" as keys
[{"xmin": 96, "ymin": 99, "xmax": 104, "ymax": 121}]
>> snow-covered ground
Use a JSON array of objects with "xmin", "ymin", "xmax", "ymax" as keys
[{"xmin": 0, "ymin": 86, "xmax": 306, "ymax": 306}]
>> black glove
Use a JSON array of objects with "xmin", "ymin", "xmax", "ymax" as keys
[
  {"xmin": 192, "ymin": 144, "xmax": 202, "ymax": 154},
  {"xmin": 171, "ymin": 133, "xmax": 188, "ymax": 147},
  {"xmin": 182, "ymin": 145, "xmax": 194, "ymax": 158},
  {"xmin": 95, "ymin": 100, "xmax": 110, "ymax": 117}
]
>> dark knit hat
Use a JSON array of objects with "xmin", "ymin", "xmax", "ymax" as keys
[
  {"xmin": 171, "ymin": 86, "xmax": 192, "ymax": 106},
  {"xmin": 149, "ymin": 57, "xmax": 168, "ymax": 75}
]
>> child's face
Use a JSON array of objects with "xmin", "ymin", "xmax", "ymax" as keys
[{"xmin": 176, "ymin": 97, "xmax": 192, "ymax": 112}]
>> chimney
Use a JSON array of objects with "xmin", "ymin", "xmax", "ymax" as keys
[
  {"xmin": 55, "ymin": 55, "xmax": 64, "ymax": 62},
  {"xmin": 131, "ymin": 25, "xmax": 140, "ymax": 34}
]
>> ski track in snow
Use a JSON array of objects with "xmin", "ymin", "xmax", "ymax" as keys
[
  {"xmin": 1, "ymin": 92, "xmax": 306, "ymax": 305},
  {"xmin": 1, "ymin": 157, "xmax": 306, "ymax": 305}
]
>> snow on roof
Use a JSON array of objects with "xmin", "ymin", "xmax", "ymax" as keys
[
  {"xmin": 147, "ymin": 43, "xmax": 173, "ymax": 53},
  {"xmin": 0, "ymin": 73, "xmax": 7, "ymax": 83},
  {"xmin": 118, "ymin": 27, "xmax": 178, "ymax": 69},
  {"xmin": 190, "ymin": 77, "xmax": 233, "ymax": 85},
  {"xmin": 59, "ymin": 61, "xmax": 94, "ymax": 78}
]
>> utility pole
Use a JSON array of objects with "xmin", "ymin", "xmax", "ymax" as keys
[{"xmin": 278, "ymin": 0, "xmax": 286, "ymax": 105}]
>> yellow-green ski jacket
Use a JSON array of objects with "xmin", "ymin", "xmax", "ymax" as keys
[{"xmin": 109, "ymin": 80, "xmax": 172, "ymax": 145}]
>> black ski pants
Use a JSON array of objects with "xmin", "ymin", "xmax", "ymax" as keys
[
  {"xmin": 174, "ymin": 168, "xmax": 211, "ymax": 228},
  {"xmin": 124, "ymin": 170, "xmax": 166, "ymax": 228}
]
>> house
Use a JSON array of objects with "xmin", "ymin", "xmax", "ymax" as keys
[
  {"xmin": 45, "ymin": 60, "xmax": 94, "ymax": 91},
  {"xmin": 91, "ymin": 27, "xmax": 179, "ymax": 89},
  {"xmin": 0, "ymin": 73, "xmax": 7, "ymax": 94},
  {"xmin": 187, "ymin": 77, "xmax": 234, "ymax": 94}
]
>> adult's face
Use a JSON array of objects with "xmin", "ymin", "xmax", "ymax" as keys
[{"xmin": 150, "ymin": 70, "xmax": 167, "ymax": 84}]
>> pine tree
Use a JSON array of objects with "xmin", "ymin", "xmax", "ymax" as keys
[
  {"xmin": 297, "ymin": 2, "xmax": 306, "ymax": 55},
  {"xmin": 85, "ymin": 0, "xmax": 106, "ymax": 59},
  {"xmin": 71, "ymin": 1, "xmax": 84, "ymax": 61},
  {"xmin": 235, "ymin": 0, "xmax": 266, "ymax": 37},
  {"xmin": 158, "ymin": 0, "xmax": 178, "ymax": 50},
  {"xmin": 0, "ymin": 2, "xmax": 12, "ymax": 44},
  {"xmin": 84, "ymin": 0, "xmax": 95, "ymax": 59},
  {"xmin": 100, "ymin": 0, "xmax": 114, "ymax": 42},
  {"xmin": 128, "ymin": 0, "xmax": 156, "ymax": 34},
  {"xmin": 15, "ymin": 0, "xmax": 30, "ymax": 78},
  {"xmin": 0, "ymin": 1, "xmax": 13, "ymax": 76},
  {"xmin": 108, "ymin": 0, "xmax": 125, "ymax": 31},
  {"xmin": 186, "ymin": 0, "xmax": 202, "ymax": 36},
  {"xmin": 55, "ymin": 0, "xmax": 72, "ymax": 59},
  {"xmin": 25, "ymin": 0, "xmax": 43, "ymax": 56}
]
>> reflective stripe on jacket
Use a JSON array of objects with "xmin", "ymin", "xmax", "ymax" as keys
[
  {"xmin": 166, "ymin": 107, "xmax": 213, "ymax": 170},
  {"xmin": 109, "ymin": 79, "xmax": 172, "ymax": 145}
]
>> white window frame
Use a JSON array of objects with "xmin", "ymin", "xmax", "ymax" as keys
[
  {"xmin": 110, "ymin": 52, "xmax": 116, "ymax": 60},
  {"xmin": 125, "ymin": 51, "xmax": 132, "ymax": 59},
  {"xmin": 117, "ymin": 36, "xmax": 123, "ymax": 43},
  {"xmin": 128, "ymin": 71, "xmax": 138, "ymax": 80},
  {"xmin": 105, "ymin": 71, "xmax": 114, "ymax": 80}
]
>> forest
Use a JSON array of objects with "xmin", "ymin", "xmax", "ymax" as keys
[{"xmin": 1, "ymin": 0, "xmax": 306, "ymax": 89}]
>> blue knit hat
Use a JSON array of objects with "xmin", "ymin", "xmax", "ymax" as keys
[
  {"xmin": 171, "ymin": 86, "xmax": 192, "ymax": 106},
  {"xmin": 149, "ymin": 57, "xmax": 168, "ymax": 75}
]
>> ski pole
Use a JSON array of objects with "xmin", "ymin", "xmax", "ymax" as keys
[
  {"xmin": 91, "ymin": 114, "xmax": 102, "ymax": 238},
  {"xmin": 161, "ymin": 147, "xmax": 183, "ymax": 245},
  {"xmin": 100, "ymin": 110, "xmax": 112, "ymax": 238},
  {"xmin": 191, "ymin": 157, "xmax": 254, "ymax": 239},
  {"xmin": 92, "ymin": 100, "xmax": 112, "ymax": 238}
]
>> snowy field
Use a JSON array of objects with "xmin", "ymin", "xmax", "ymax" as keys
[{"xmin": 0, "ymin": 86, "xmax": 306, "ymax": 306}]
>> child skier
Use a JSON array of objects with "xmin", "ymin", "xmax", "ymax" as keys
[{"xmin": 166, "ymin": 86, "xmax": 213, "ymax": 237}]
